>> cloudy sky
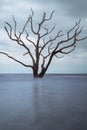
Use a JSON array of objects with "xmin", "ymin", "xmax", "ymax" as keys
[{"xmin": 0, "ymin": 0, "xmax": 87, "ymax": 74}]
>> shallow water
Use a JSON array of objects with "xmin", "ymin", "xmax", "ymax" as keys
[{"xmin": 0, "ymin": 74, "xmax": 87, "ymax": 130}]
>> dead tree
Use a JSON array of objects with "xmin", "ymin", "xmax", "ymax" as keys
[{"xmin": 0, "ymin": 9, "xmax": 87, "ymax": 78}]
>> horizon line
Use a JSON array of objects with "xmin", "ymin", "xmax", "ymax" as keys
[{"xmin": 0, "ymin": 73, "xmax": 87, "ymax": 75}]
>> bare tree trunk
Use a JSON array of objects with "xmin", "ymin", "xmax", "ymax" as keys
[
  {"xmin": 38, "ymin": 54, "xmax": 53, "ymax": 77},
  {"xmin": 33, "ymin": 67, "xmax": 46, "ymax": 78},
  {"xmin": 39, "ymin": 68, "xmax": 46, "ymax": 77},
  {"xmin": 33, "ymin": 64, "xmax": 39, "ymax": 78}
]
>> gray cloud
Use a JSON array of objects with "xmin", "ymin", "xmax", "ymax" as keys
[
  {"xmin": 1, "ymin": 0, "xmax": 87, "ymax": 19},
  {"xmin": 55, "ymin": 0, "xmax": 87, "ymax": 18},
  {"xmin": 31, "ymin": 0, "xmax": 87, "ymax": 18}
]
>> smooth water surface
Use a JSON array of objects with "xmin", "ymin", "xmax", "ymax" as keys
[{"xmin": 0, "ymin": 74, "xmax": 87, "ymax": 130}]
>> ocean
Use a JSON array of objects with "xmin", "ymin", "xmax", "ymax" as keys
[{"xmin": 0, "ymin": 74, "xmax": 87, "ymax": 130}]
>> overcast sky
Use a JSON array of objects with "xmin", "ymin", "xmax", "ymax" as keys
[{"xmin": 0, "ymin": 0, "xmax": 87, "ymax": 74}]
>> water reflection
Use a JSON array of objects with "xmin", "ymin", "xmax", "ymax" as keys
[{"xmin": 32, "ymin": 80, "xmax": 40, "ymax": 115}]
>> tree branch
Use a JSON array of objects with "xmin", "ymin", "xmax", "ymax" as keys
[
  {"xmin": 54, "ymin": 35, "xmax": 77, "ymax": 55},
  {"xmin": 55, "ymin": 54, "xmax": 64, "ymax": 59},
  {"xmin": 67, "ymin": 19, "xmax": 81, "ymax": 39},
  {"xmin": 76, "ymin": 36, "xmax": 87, "ymax": 41},
  {"xmin": 25, "ymin": 31, "xmax": 36, "ymax": 47},
  {"xmin": 39, "ymin": 30, "xmax": 63, "ymax": 54},
  {"xmin": 37, "ymin": 10, "xmax": 55, "ymax": 33},
  {"xmin": 59, "ymin": 45, "xmax": 76, "ymax": 54},
  {"xmin": 12, "ymin": 15, "xmax": 17, "ymax": 38},
  {"xmin": 40, "ymin": 54, "xmax": 45, "ymax": 69},
  {"xmin": 40, "ymin": 25, "xmax": 56, "ymax": 38},
  {"xmin": 18, "ymin": 39, "xmax": 35, "ymax": 63},
  {"xmin": 29, "ymin": 9, "xmax": 38, "ymax": 35},
  {"xmin": 4, "ymin": 22, "xmax": 12, "ymax": 38},
  {"xmin": 52, "ymin": 20, "xmax": 86, "ymax": 55},
  {"xmin": 4, "ymin": 18, "xmax": 35, "ymax": 64},
  {"xmin": 19, "ymin": 17, "xmax": 30, "ymax": 38},
  {"xmin": 0, "ymin": 52, "xmax": 33, "ymax": 68}
]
